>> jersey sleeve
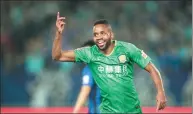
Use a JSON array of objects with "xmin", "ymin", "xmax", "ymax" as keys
[
  {"xmin": 74, "ymin": 47, "xmax": 92, "ymax": 63},
  {"xmin": 82, "ymin": 67, "xmax": 94, "ymax": 87},
  {"xmin": 128, "ymin": 44, "xmax": 151, "ymax": 69}
]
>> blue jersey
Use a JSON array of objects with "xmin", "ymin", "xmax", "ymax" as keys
[{"xmin": 82, "ymin": 66, "xmax": 101, "ymax": 113}]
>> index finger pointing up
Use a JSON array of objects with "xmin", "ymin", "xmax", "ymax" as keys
[{"xmin": 57, "ymin": 12, "xmax": 60, "ymax": 19}]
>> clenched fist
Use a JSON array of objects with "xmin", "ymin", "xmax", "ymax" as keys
[{"xmin": 56, "ymin": 12, "xmax": 65, "ymax": 33}]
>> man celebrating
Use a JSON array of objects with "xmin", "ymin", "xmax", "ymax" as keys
[{"xmin": 52, "ymin": 12, "xmax": 167, "ymax": 113}]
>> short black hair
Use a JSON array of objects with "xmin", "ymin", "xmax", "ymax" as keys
[
  {"xmin": 81, "ymin": 40, "xmax": 95, "ymax": 47},
  {"xmin": 93, "ymin": 19, "xmax": 110, "ymax": 26}
]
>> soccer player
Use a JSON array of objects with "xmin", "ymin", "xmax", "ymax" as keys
[
  {"xmin": 73, "ymin": 40, "xmax": 101, "ymax": 113},
  {"xmin": 52, "ymin": 12, "xmax": 167, "ymax": 113}
]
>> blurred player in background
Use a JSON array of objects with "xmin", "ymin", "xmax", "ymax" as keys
[
  {"xmin": 73, "ymin": 40, "xmax": 101, "ymax": 113},
  {"xmin": 52, "ymin": 12, "xmax": 167, "ymax": 113}
]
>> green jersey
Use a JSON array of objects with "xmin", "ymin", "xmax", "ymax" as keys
[{"xmin": 74, "ymin": 40, "xmax": 151, "ymax": 113}]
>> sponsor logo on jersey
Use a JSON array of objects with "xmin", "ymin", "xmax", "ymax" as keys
[
  {"xmin": 118, "ymin": 55, "xmax": 127, "ymax": 63},
  {"xmin": 141, "ymin": 50, "xmax": 147, "ymax": 59}
]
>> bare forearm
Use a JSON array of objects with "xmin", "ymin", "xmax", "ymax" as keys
[
  {"xmin": 145, "ymin": 63, "xmax": 167, "ymax": 110},
  {"xmin": 145, "ymin": 63, "xmax": 165, "ymax": 93},
  {"xmin": 52, "ymin": 31, "xmax": 62, "ymax": 59},
  {"xmin": 150, "ymin": 69, "xmax": 165, "ymax": 93},
  {"xmin": 74, "ymin": 91, "xmax": 88, "ymax": 112},
  {"xmin": 73, "ymin": 86, "xmax": 91, "ymax": 113},
  {"xmin": 149, "ymin": 66, "xmax": 167, "ymax": 111}
]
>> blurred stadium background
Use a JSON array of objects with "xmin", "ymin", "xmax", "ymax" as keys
[{"xmin": 1, "ymin": 1, "xmax": 192, "ymax": 113}]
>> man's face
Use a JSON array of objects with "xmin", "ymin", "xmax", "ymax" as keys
[{"xmin": 93, "ymin": 24, "xmax": 113, "ymax": 50}]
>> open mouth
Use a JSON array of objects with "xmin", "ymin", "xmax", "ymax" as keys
[{"xmin": 97, "ymin": 40, "xmax": 105, "ymax": 48}]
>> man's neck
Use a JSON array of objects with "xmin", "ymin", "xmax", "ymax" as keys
[{"xmin": 102, "ymin": 41, "xmax": 115, "ymax": 56}]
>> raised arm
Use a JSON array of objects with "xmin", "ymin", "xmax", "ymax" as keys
[{"xmin": 52, "ymin": 12, "xmax": 75, "ymax": 62}]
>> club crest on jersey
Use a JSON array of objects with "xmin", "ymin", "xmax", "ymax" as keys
[{"xmin": 118, "ymin": 55, "xmax": 127, "ymax": 63}]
